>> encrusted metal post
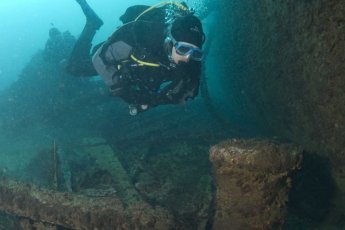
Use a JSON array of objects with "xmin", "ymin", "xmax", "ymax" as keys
[{"xmin": 209, "ymin": 139, "xmax": 303, "ymax": 230}]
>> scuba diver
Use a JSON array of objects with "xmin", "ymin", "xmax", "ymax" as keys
[{"xmin": 66, "ymin": 0, "xmax": 205, "ymax": 115}]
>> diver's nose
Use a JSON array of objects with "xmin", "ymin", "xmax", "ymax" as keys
[{"xmin": 185, "ymin": 54, "xmax": 191, "ymax": 62}]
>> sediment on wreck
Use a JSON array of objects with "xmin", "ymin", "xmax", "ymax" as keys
[
  {"xmin": 0, "ymin": 179, "xmax": 174, "ymax": 230},
  {"xmin": 209, "ymin": 139, "xmax": 302, "ymax": 230}
]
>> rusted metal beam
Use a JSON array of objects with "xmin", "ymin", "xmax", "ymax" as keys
[{"xmin": 0, "ymin": 179, "xmax": 173, "ymax": 230}]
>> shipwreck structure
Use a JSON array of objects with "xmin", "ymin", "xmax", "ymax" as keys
[{"xmin": 1, "ymin": 0, "xmax": 345, "ymax": 229}]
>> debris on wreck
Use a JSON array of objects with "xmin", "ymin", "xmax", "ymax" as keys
[
  {"xmin": 23, "ymin": 140, "xmax": 62, "ymax": 190},
  {"xmin": 0, "ymin": 179, "xmax": 174, "ymax": 230}
]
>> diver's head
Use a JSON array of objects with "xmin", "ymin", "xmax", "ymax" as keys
[
  {"xmin": 171, "ymin": 14, "xmax": 204, "ymax": 48},
  {"xmin": 166, "ymin": 14, "xmax": 205, "ymax": 64}
]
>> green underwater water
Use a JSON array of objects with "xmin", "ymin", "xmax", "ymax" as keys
[{"xmin": 0, "ymin": 0, "xmax": 345, "ymax": 229}]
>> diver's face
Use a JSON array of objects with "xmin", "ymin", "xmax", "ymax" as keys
[{"xmin": 171, "ymin": 42, "xmax": 199, "ymax": 64}]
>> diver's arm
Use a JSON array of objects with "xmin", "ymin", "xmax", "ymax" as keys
[
  {"xmin": 153, "ymin": 62, "xmax": 201, "ymax": 105},
  {"xmin": 92, "ymin": 21, "xmax": 154, "ymax": 71},
  {"xmin": 91, "ymin": 22, "xmax": 136, "ymax": 88},
  {"xmin": 91, "ymin": 41, "xmax": 133, "ymax": 88}
]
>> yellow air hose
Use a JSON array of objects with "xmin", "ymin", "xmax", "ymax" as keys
[{"xmin": 130, "ymin": 2, "xmax": 190, "ymax": 67}]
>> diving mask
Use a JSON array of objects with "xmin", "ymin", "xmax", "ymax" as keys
[{"xmin": 174, "ymin": 42, "xmax": 204, "ymax": 61}]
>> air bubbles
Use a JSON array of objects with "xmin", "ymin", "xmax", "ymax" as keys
[
  {"xmin": 185, "ymin": 0, "xmax": 209, "ymax": 18},
  {"xmin": 163, "ymin": 0, "xmax": 209, "ymax": 24}
]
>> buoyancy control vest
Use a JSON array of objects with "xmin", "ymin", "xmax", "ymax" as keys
[
  {"xmin": 93, "ymin": 2, "xmax": 198, "ymax": 105},
  {"xmin": 96, "ymin": 2, "xmax": 192, "ymax": 80}
]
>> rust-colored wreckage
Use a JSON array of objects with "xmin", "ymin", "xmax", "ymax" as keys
[
  {"xmin": 0, "ymin": 138, "xmax": 302, "ymax": 229},
  {"xmin": 0, "ymin": 138, "xmax": 174, "ymax": 230},
  {"xmin": 210, "ymin": 139, "xmax": 303, "ymax": 230},
  {"xmin": 0, "ymin": 179, "xmax": 172, "ymax": 229}
]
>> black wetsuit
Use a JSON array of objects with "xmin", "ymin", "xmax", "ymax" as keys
[{"xmin": 67, "ymin": 4, "xmax": 201, "ymax": 108}]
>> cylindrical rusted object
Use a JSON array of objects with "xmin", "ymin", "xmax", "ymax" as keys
[{"xmin": 210, "ymin": 139, "xmax": 302, "ymax": 230}]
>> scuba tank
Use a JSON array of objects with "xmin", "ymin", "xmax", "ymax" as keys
[{"xmin": 119, "ymin": 2, "xmax": 192, "ymax": 25}]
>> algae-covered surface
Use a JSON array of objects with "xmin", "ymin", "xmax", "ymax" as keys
[
  {"xmin": 0, "ymin": 37, "xmax": 221, "ymax": 227},
  {"xmin": 1, "ymin": 0, "xmax": 345, "ymax": 229}
]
